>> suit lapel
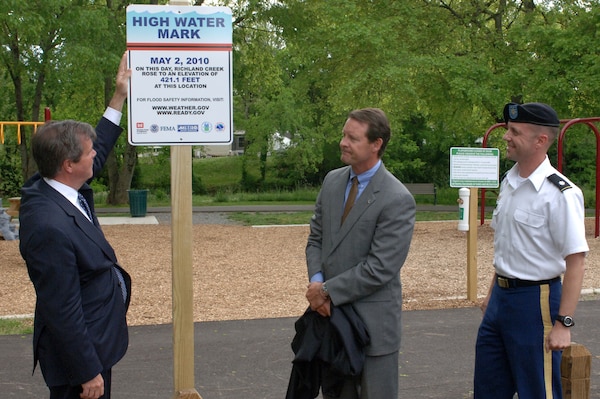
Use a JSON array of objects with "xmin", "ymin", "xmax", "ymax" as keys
[
  {"xmin": 328, "ymin": 166, "xmax": 384, "ymax": 255},
  {"xmin": 328, "ymin": 168, "xmax": 351, "ymax": 236},
  {"xmin": 40, "ymin": 180, "xmax": 117, "ymax": 262}
]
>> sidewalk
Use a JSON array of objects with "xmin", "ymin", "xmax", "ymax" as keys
[
  {"xmin": 94, "ymin": 204, "xmax": 463, "ymax": 227},
  {"xmin": 96, "ymin": 204, "xmax": 462, "ymax": 215},
  {"xmin": 2, "ymin": 299, "xmax": 598, "ymax": 398}
]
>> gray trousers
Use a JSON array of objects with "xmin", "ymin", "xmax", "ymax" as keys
[{"xmin": 323, "ymin": 351, "xmax": 399, "ymax": 399}]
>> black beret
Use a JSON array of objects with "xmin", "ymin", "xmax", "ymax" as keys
[{"xmin": 503, "ymin": 102, "xmax": 560, "ymax": 127}]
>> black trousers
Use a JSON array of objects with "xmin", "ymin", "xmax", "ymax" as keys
[{"xmin": 49, "ymin": 369, "xmax": 111, "ymax": 399}]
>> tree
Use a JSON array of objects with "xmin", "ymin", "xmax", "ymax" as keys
[
  {"xmin": 230, "ymin": 0, "xmax": 297, "ymax": 188},
  {"xmin": 5, "ymin": 0, "xmax": 599, "ymax": 198},
  {"xmin": 0, "ymin": 0, "xmax": 70, "ymax": 181},
  {"xmin": 0, "ymin": 1, "xmax": 166, "ymax": 204}
]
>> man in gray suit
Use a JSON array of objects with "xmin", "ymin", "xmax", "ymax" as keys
[{"xmin": 306, "ymin": 107, "xmax": 416, "ymax": 399}]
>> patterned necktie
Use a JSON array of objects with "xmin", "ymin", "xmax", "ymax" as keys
[
  {"xmin": 78, "ymin": 193, "xmax": 93, "ymax": 222},
  {"xmin": 341, "ymin": 176, "xmax": 358, "ymax": 225},
  {"xmin": 114, "ymin": 266, "xmax": 128, "ymax": 304}
]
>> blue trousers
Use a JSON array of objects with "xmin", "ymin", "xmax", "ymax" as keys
[{"xmin": 474, "ymin": 279, "xmax": 563, "ymax": 399}]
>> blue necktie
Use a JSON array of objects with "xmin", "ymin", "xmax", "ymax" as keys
[
  {"xmin": 113, "ymin": 265, "xmax": 128, "ymax": 304},
  {"xmin": 78, "ymin": 193, "xmax": 93, "ymax": 221}
]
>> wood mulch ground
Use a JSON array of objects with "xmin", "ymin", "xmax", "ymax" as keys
[{"xmin": 1, "ymin": 220, "xmax": 599, "ymax": 325}]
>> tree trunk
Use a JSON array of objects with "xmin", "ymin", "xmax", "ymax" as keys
[
  {"xmin": 102, "ymin": 70, "xmax": 138, "ymax": 205},
  {"xmin": 106, "ymin": 144, "xmax": 137, "ymax": 205}
]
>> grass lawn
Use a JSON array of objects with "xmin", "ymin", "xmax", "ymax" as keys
[{"xmin": 0, "ymin": 318, "xmax": 33, "ymax": 336}]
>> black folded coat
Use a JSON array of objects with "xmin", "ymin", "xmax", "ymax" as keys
[{"xmin": 285, "ymin": 305, "xmax": 370, "ymax": 399}]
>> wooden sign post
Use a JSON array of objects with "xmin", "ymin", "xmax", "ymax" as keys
[
  {"xmin": 171, "ymin": 144, "xmax": 200, "ymax": 399},
  {"xmin": 450, "ymin": 147, "xmax": 500, "ymax": 301},
  {"xmin": 126, "ymin": 0, "xmax": 233, "ymax": 397},
  {"xmin": 466, "ymin": 187, "xmax": 478, "ymax": 300},
  {"xmin": 167, "ymin": 0, "xmax": 201, "ymax": 394}
]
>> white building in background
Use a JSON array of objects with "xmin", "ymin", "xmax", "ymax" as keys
[
  {"xmin": 138, "ymin": 131, "xmax": 291, "ymax": 158},
  {"xmin": 272, "ymin": 132, "xmax": 291, "ymax": 152},
  {"xmin": 194, "ymin": 131, "xmax": 291, "ymax": 158},
  {"xmin": 196, "ymin": 130, "xmax": 246, "ymax": 157}
]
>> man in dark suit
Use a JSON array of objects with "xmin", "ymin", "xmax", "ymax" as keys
[
  {"xmin": 305, "ymin": 108, "xmax": 416, "ymax": 399},
  {"xmin": 19, "ymin": 53, "xmax": 131, "ymax": 399}
]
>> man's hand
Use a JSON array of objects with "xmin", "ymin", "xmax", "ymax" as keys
[
  {"xmin": 306, "ymin": 282, "xmax": 328, "ymax": 311},
  {"xmin": 80, "ymin": 373, "xmax": 104, "ymax": 399},
  {"xmin": 108, "ymin": 52, "xmax": 132, "ymax": 112},
  {"xmin": 546, "ymin": 324, "xmax": 571, "ymax": 352},
  {"xmin": 315, "ymin": 300, "xmax": 331, "ymax": 317}
]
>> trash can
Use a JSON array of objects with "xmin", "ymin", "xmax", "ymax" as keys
[{"xmin": 128, "ymin": 189, "xmax": 149, "ymax": 217}]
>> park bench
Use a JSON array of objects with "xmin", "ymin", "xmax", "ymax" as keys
[{"xmin": 404, "ymin": 183, "xmax": 437, "ymax": 205}]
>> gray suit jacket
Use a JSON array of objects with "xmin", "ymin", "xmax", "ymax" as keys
[{"xmin": 306, "ymin": 163, "xmax": 416, "ymax": 356}]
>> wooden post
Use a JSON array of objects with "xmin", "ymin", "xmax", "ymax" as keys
[
  {"xmin": 561, "ymin": 343, "xmax": 591, "ymax": 399},
  {"xmin": 171, "ymin": 145, "xmax": 201, "ymax": 399},
  {"xmin": 466, "ymin": 187, "xmax": 478, "ymax": 300},
  {"xmin": 168, "ymin": 1, "xmax": 201, "ymax": 398}
]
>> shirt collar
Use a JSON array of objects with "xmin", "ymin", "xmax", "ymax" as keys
[
  {"xmin": 44, "ymin": 178, "xmax": 80, "ymax": 208},
  {"xmin": 351, "ymin": 159, "xmax": 382, "ymax": 185},
  {"xmin": 507, "ymin": 156, "xmax": 552, "ymax": 192}
]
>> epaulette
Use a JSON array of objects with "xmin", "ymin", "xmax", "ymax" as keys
[{"xmin": 547, "ymin": 173, "xmax": 572, "ymax": 192}]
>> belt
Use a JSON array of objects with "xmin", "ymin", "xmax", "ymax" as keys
[{"xmin": 496, "ymin": 275, "xmax": 560, "ymax": 289}]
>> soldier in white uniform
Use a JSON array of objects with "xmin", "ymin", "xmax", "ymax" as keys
[{"xmin": 474, "ymin": 102, "xmax": 589, "ymax": 399}]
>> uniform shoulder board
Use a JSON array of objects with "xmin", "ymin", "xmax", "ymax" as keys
[{"xmin": 547, "ymin": 173, "xmax": 572, "ymax": 192}]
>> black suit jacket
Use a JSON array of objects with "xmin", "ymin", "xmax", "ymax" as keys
[{"xmin": 19, "ymin": 117, "xmax": 131, "ymax": 387}]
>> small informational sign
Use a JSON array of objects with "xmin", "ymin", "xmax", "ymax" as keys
[
  {"xmin": 450, "ymin": 147, "xmax": 500, "ymax": 188},
  {"xmin": 126, "ymin": 4, "xmax": 232, "ymax": 145}
]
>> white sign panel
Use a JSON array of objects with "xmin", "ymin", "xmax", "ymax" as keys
[
  {"xmin": 450, "ymin": 147, "xmax": 500, "ymax": 188},
  {"xmin": 126, "ymin": 5, "xmax": 233, "ymax": 145}
]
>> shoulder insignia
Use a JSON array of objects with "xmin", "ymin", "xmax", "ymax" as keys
[{"xmin": 547, "ymin": 173, "xmax": 572, "ymax": 192}]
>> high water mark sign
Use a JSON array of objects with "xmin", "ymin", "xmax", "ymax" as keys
[{"xmin": 126, "ymin": 5, "xmax": 232, "ymax": 146}]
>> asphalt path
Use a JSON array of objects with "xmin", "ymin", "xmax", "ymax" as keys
[{"xmin": 2, "ymin": 299, "xmax": 598, "ymax": 398}]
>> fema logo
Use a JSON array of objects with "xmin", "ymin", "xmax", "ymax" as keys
[
  {"xmin": 508, "ymin": 104, "xmax": 518, "ymax": 120},
  {"xmin": 150, "ymin": 124, "xmax": 159, "ymax": 133},
  {"xmin": 201, "ymin": 122, "xmax": 212, "ymax": 133},
  {"xmin": 215, "ymin": 122, "xmax": 225, "ymax": 132}
]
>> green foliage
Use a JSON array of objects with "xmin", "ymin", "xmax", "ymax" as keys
[
  {"xmin": 89, "ymin": 180, "xmax": 108, "ymax": 193},
  {"xmin": 2, "ymin": 0, "xmax": 600, "ymax": 197},
  {"xmin": 0, "ymin": 138, "xmax": 23, "ymax": 197},
  {"xmin": 194, "ymin": 156, "xmax": 243, "ymax": 192},
  {"xmin": 135, "ymin": 153, "xmax": 170, "ymax": 192},
  {"xmin": 561, "ymin": 126, "xmax": 597, "ymax": 187},
  {"xmin": 229, "ymin": 211, "xmax": 314, "ymax": 226},
  {"xmin": 227, "ymin": 209, "xmax": 469, "ymax": 226},
  {"xmin": 191, "ymin": 171, "xmax": 206, "ymax": 195}
]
